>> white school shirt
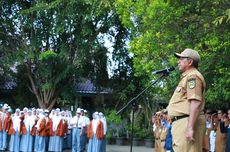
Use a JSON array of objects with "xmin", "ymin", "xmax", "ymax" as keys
[
  {"xmin": 70, "ymin": 115, "xmax": 80, "ymax": 128},
  {"xmin": 77, "ymin": 115, "xmax": 84, "ymax": 128}
]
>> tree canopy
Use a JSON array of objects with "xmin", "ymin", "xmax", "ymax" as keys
[
  {"xmin": 115, "ymin": 0, "xmax": 230, "ymax": 109},
  {"xmin": 0, "ymin": 0, "xmax": 116, "ymax": 109}
]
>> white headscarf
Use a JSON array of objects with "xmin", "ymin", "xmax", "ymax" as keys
[
  {"xmin": 92, "ymin": 112, "xmax": 100, "ymax": 134},
  {"xmin": 52, "ymin": 109, "xmax": 62, "ymax": 131},
  {"xmin": 49, "ymin": 109, "xmax": 55, "ymax": 119},
  {"xmin": 24, "ymin": 110, "xmax": 32, "ymax": 131},
  {"xmin": 12, "ymin": 110, "xmax": 21, "ymax": 132}
]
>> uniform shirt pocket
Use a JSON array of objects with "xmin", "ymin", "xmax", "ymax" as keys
[{"xmin": 175, "ymin": 86, "xmax": 187, "ymax": 99}]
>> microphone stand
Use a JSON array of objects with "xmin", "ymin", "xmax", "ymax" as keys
[{"xmin": 116, "ymin": 73, "xmax": 170, "ymax": 152}]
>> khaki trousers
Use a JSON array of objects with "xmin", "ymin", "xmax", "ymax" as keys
[
  {"xmin": 155, "ymin": 139, "xmax": 166, "ymax": 152},
  {"xmin": 171, "ymin": 115, "xmax": 205, "ymax": 152}
]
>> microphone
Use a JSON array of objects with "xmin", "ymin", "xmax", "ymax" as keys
[{"xmin": 152, "ymin": 67, "xmax": 175, "ymax": 75}]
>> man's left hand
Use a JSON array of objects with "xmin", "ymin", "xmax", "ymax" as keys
[{"xmin": 186, "ymin": 127, "xmax": 195, "ymax": 142}]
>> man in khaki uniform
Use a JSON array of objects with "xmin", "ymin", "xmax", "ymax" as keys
[
  {"xmin": 167, "ymin": 48, "xmax": 206, "ymax": 152},
  {"xmin": 215, "ymin": 110, "xmax": 226, "ymax": 152},
  {"xmin": 202, "ymin": 110, "xmax": 212, "ymax": 152}
]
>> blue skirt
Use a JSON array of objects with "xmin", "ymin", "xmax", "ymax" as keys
[
  {"xmin": 34, "ymin": 136, "xmax": 46, "ymax": 152},
  {"xmin": 87, "ymin": 134, "xmax": 102, "ymax": 152},
  {"xmin": 48, "ymin": 132, "xmax": 63, "ymax": 152},
  {"xmin": 20, "ymin": 130, "xmax": 33, "ymax": 152},
  {"xmin": 0, "ymin": 130, "xmax": 8, "ymax": 150},
  {"xmin": 9, "ymin": 131, "xmax": 20, "ymax": 152}
]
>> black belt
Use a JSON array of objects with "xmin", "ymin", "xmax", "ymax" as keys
[{"xmin": 171, "ymin": 115, "xmax": 189, "ymax": 123}]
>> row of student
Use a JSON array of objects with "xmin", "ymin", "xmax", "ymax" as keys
[
  {"xmin": 203, "ymin": 108, "xmax": 230, "ymax": 152},
  {"xmin": 151, "ymin": 111, "xmax": 172, "ymax": 152},
  {"xmin": 0, "ymin": 103, "xmax": 107, "ymax": 152},
  {"xmin": 151, "ymin": 108, "xmax": 230, "ymax": 152}
]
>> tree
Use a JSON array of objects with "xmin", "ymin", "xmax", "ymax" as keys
[
  {"xmin": 115, "ymin": 0, "xmax": 230, "ymax": 108},
  {"xmin": 0, "ymin": 0, "xmax": 116, "ymax": 109}
]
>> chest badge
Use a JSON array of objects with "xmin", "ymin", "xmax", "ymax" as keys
[{"xmin": 188, "ymin": 79, "xmax": 196, "ymax": 89}]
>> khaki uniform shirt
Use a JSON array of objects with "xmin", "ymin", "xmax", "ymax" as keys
[
  {"xmin": 167, "ymin": 68, "xmax": 206, "ymax": 117},
  {"xmin": 215, "ymin": 121, "xmax": 226, "ymax": 152}
]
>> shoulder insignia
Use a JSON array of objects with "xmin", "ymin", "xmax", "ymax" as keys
[{"xmin": 188, "ymin": 78, "xmax": 196, "ymax": 89}]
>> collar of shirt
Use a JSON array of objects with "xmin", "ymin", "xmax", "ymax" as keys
[{"xmin": 181, "ymin": 67, "xmax": 196, "ymax": 79}]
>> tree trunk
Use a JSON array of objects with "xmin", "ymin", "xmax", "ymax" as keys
[{"xmin": 26, "ymin": 67, "xmax": 57, "ymax": 110}]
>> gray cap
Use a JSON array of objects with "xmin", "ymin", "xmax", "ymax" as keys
[
  {"xmin": 44, "ymin": 109, "xmax": 49, "ymax": 113},
  {"xmin": 76, "ymin": 108, "xmax": 81, "ymax": 113},
  {"xmin": 7, "ymin": 109, "xmax": 13, "ymax": 113},
  {"xmin": 15, "ymin": 108, "xmax": 20, "ymax": 112},
  {"xmin": 2, "ymin": 104, "xmax": 9, "ymax": 110},
  {"xmin": 174, "ymin": 48, "xmax": 200, "ymax": 62}
]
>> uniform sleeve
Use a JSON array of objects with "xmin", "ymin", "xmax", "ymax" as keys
[{"xmin": 186, "ymin": 74, "xmax": 203, "ymax": 102}]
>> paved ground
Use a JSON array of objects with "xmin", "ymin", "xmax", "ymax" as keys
[
  {"xmin": 64, "ymin": 144, "xmax": 154, "ymax": 152},
  {"xmin": 106, "ymin": 144, "xmax": 154, "ymax": 152}
]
